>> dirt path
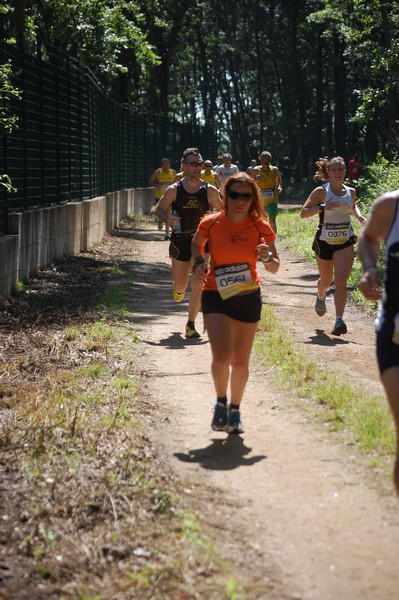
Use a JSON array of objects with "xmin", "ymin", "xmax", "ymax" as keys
[{"xmin": 113, "ymin": 220, "xmax": 399, "ymax": 600}]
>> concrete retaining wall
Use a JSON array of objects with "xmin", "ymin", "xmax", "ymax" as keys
[{"xmin": 1, "ymin": 186, "xmax": 153, "ymax": 297}]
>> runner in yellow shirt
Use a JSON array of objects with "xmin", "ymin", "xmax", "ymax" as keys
[
  {"xmin": 251, "ymin": 151, "xmax": 282, "ymax": 233},
  {"xmin": 201, "ymin": 160, "xmax": 221, "ymax": 190},
  {"xmin": 149, "ymin": 158, "xmax": 177, "ymax": 239}
]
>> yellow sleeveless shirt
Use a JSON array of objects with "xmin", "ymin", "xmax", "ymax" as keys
[
  {"xmin": 155, "ymin": 169, "xmax": 175, "ymax": 199},
  {"xmin": 201, "ymin": 169, "xmax": 217, "ymax": 186},
  {"xmin": 255, "ymin": 165, "xmax": 279, "ymax": 204}
]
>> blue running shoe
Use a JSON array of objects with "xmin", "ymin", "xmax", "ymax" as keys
[
  {"xmin": 211, "ymin": 402, "xmax": 228, "ymax": 431},
  {"xmin": 227, "ymin": 408, "xmax": 244, "ymax": 434}
]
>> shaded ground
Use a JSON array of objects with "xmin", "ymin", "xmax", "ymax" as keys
[{"xmin": 1, "ymin": 214, "xmax": 399, "ymax": 599}]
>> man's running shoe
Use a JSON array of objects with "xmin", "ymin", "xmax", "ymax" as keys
[
  {"xmin": 331, "ymin": 317, "xmax": 347, "ymax": 336},
  {"xmin": 227, "ymin": 408, "xmax": 244, "ymax": 434},
  {"xmin": 173, "ymin": 291, "xmax": 185, "ymax": 303},
  {"xmin": 315, "ymin": 295, "xmax": 326, "ymax": 316},
  {"xmin": 211, "ymin": 402, "xmax": 228, "ymax": 431},
  {"xmin": 185, "ymin": 325, "xmax": 200, "ymax": 338},
  {"xmin": 157, "ymin": 220, "xmax": 163, "ymax": 231}
]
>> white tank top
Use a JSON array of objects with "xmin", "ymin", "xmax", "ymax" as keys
[{"xmin": 319, "ymin": 182, "xmax": 354, "ymax": 245}]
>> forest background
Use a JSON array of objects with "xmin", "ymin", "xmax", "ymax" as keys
[{"xmin": 2, "ymin": 0, "xmax": 399, "ymax": 194}]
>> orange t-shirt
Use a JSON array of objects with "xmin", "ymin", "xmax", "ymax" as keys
[{"xmin": 197, "ymin": 211, "xmax": 275, "ymax": 292}]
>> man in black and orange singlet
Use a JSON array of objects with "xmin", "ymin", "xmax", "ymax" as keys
[{"xmin": 155, "ymin": 148, "xmax": 221, "ymax": 338}]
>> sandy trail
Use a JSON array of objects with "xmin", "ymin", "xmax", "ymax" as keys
[{"xmin": 122, "ymin": 223, "xmax": 399, "ymax": 600}]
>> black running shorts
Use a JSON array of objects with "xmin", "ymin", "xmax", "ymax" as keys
[
  {"xmin": 376, "ymin": 330, "xmax": 399, "ymax": 374},
  {"xmin": 312, "ymin": 235, "xmax": 356, "ymax": 260},
  {"xmin": 201, "ymin": 288, "xmax": 262, "ymax": 323},
  {"xmin": 169, "ymin": 237, "xmax": 192, "ymax": 262},
  {"xmin": 169, "ymin": 237, "xmax": 209, "ymax": 262}
]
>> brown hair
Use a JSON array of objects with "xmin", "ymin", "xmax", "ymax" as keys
[
  {"xmin": 182, "ymin": 147, "xmax": 201, "ymax": 162},
  {"xmin": 313, "ymin": 156, "xmax": 345, "ymax": 183},
  {"xmin": 222, "ymin": 173, "xmax": 266, "ymax": 219}
]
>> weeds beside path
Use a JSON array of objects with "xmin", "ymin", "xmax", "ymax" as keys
[
  {"xmin": 0, "ymin": 229, "xmax": 277, "ymax": 599},
  {"xmin": 1, "ymin": 217, "xmax": 399, "ymax": 600}
]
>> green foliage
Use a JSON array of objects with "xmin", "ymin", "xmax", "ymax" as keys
[
  {"xmin": 358, "ymin": 154, "xmax": 399, "ymax": 212},
  {"xmin": 15, "ymin": 0, "xmax": 160, "ymax": 101},
  {"xmin": 226, "ymin": 578, "xmax": 244, "ymax": 600},
  {"xmin": 0, "ymin": 60, "xmax": 21, "ymax": 191},
  {"xmin": 5, "ymin": 0, "xmax": 399, "ymax": 170},
  {"xmin": 0, "ymin": 61, "xmax": 21, "ymax": 133}
]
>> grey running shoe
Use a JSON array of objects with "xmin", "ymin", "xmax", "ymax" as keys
[
  {"xmin": 227, "ymin": 408, "xmax": 244, "ymax": 434},
  {"xmin": 331, "ymin": 317, "xmax": 347, "ymax": 336},
  {"xmin": 211, "ymin": 402, "xmax": 228, "ymax": 431},
  {"xmin": 315, "ymin": 295, "xmax": 326, "ymax": 316}
]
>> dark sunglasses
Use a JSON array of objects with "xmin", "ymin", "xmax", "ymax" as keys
[
  {"xmin": 228, "ymin": 191, "xmax": 253, "ymax": 201},
  {"xmin": 184, "ymin": 160, "xmax": 203, "ymax": 167}
]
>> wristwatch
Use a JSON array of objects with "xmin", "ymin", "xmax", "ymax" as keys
[
  {"xmin": 192, "ymin": 256, "xmax": 206, "ymax": 273},
  {"xmin": 262, "ymin": 251, "xmax": 274, "ymax": 264},
  {"xmin": 318, "ymin": 203, "xmax": 326, "ymax": 212}
]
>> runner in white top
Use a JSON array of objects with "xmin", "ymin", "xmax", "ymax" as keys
[
  {"xmin": 214, "ymin": 153, "xmax": 239, "ymax": 188},
  {"xmin": 300, "ymin": 156, "xmax": 366, "ymax": 336}
]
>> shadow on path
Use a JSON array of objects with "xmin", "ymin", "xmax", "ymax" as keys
[
  {"xmin": 144, "ymin": 332, "xmax": 208, "ymax": 349},
  {"xmin": 305, "ymin": 328, "xmax": 350, "ymax": 346},
  {"xmin": 174, "ymin": 436, "xmax": 267, "ymax": 471}
]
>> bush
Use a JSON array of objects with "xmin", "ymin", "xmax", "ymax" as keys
[{"xmin": 356, "ymin": 154, "xmax": 399, "ymax": 213}]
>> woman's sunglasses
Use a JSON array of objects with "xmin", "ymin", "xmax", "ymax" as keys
[{"xmin": 228, "ymin": 191, "xmax": 253, "ymax": 201}]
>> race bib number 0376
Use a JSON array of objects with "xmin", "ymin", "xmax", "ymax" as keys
[
  {"xmin": 320, "ymin": 222, "xmax": 351, "ymax": 245},
  {"xmin": 215, "ymin": 262, "xmax": 258, "ymax": 300}
]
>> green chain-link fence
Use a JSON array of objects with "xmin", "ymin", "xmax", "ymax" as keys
[{"xmin": 0, "ymin": 40, "xmax": 218, "ymax": 236}]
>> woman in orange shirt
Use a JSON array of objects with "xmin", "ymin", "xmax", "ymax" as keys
[{"xmin": 191, "ymin": 172, "xmax": 280, "ymax": 434}]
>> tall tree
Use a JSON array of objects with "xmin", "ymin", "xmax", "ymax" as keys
[{"xmin": 4, "ymin": 0, "xmax": 399, "ymax": 176}]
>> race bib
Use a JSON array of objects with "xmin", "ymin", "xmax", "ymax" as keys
[
  {"xmin": 261, "ymin": 188, "xmax": 274, "ymax": 199},
  {"xmin": 215, "ymin": 263, "xmax": 258, "ymax": 300},
  {"xmin": 320, "ymin": 222, "xmax": 351, "ymax": 245}
]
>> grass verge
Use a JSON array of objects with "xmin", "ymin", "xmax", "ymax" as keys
[
  {"xmin": 274, "ymin": 207, "xmax": 394, "ymax": 462},
  {"xmin": 255, "ymin": 304, "xmax": 395, "ymax": 460},
  {"xmin": 277, "ymin": 208, "xmax": 381, "ymax": 313},
  {"xmin": 0, "ymin": 249, "xmax": 243, "ymax": 599},
  {"xmin": 256, "ymin": 204, "xmax": 395, "ymax": 464}
]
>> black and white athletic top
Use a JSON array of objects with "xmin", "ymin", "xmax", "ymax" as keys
[{"xmin": 376, "ymin": 196, "xmax": 399, "ymax": 340}]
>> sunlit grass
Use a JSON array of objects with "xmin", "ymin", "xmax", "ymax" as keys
[
  {"xmin": 1, "ymin": 251, "xmax": 248, "ymax": 599},
  {"xmin": 277, "ymin": 208, "xmax": 380, "ymax": 312},
  {"xmin": 115, "ymin": 377, "xmax": 136, "ymax": 391},
  {"xmin": 278, "ymin": 208, "xmax": 316, "ymax": 261},
  {"xmin": 85, "ymin": 319, "xmax": 116, "ymax": 343},
  {"xmin": 255, "ymin": 304, "xmax": 395, "ymax": 456},
  {"xmin": 77, "ymin": 363, "xmax": 107, "ymax": 379}
]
